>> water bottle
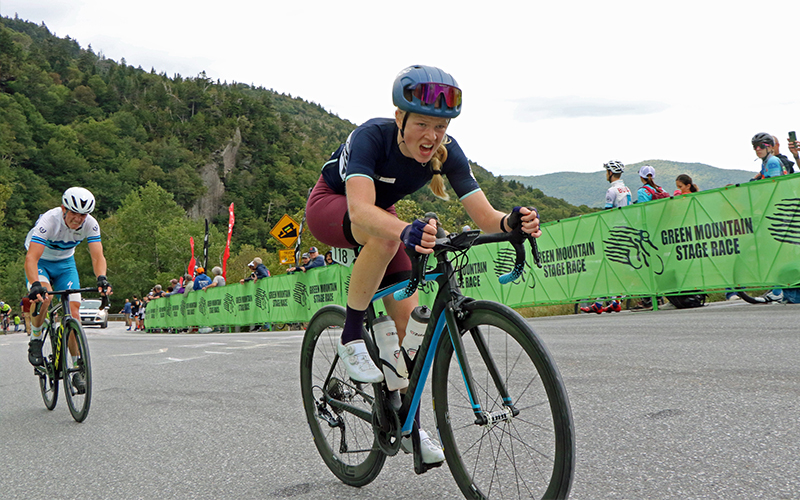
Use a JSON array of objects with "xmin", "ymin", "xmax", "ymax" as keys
[
  {"xmin": 402, "ymin": 305, "xmax": 430, "ymax": 362},
  {"xmin": 373, "ymin": 315, "xmax": 408, "ymax": 391}
]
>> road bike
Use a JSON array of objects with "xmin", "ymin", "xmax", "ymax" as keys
[
  {"xmin": 32, "ymin": 287, "xmax": 103, "ymax": 423},
  {"xmin": 300, "ymin": 216, "xmax": 575, "ymax": 499}
]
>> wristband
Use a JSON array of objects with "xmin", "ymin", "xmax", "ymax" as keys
[{"xmin": 500, "ymin": 214, "xmax": 508, "ymax": 233}]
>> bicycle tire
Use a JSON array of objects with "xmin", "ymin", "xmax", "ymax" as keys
[
  {"xmin": 39, "ymin": 328, "xmax": 59, "ymax": 411},
  {"xmin": 62, "ymin": 318, "xmax": 92, "ymax": 422},
  {"xmin": 432, "ymin": 301, "xmax": 575, "ymax": 499},
  {"xmin": 300, "ymin": 305, "xmax": 386, "ymax": 487}
]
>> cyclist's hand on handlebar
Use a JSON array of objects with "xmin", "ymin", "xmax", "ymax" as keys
[
  {"xmin": 97, "ymin": 275, "xmax": 113, "ymax": 296},
  {"xmin": 400, "ymin": 218, "xmax": 437, "ymax": 254},
  {"xmin": 507, "ymin": 206, "xmax": 542, "ymax": 238},
  {"xmin": 28, "ymin": 281, "xmax": 46, "ymax": 302}
]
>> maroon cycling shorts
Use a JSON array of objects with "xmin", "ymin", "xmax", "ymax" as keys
[{"xmin": 306, "ymin": 175, "xmax": 411, "ymax": 286}]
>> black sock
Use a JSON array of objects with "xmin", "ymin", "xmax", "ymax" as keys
[{"xmin": 341, "ymin": 305, "xmax": 367, "ymax": 345}]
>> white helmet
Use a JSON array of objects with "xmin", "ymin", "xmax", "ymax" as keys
[
  {"xmin": 62, "ymin": 187, "xmax": 96, "ymax": 214},
  {"xmin": 604, "ymin": 160, "xmax": 625, "ymax": 174}
]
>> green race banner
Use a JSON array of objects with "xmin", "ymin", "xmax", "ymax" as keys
[{"xmin": 145, "ymin": 175, "xmax": 800, "ymax": 329}]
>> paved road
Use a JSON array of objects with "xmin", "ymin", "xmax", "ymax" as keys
[{"xmin": 1, "ymin": 300, "xmax": 798, "ymax": 499}]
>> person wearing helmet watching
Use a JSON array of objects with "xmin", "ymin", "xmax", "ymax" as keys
[
  {"xmin": 751, "ymin": 132, "xmax": 786, "ymax": 181},
  {"xmin": 24, "ymin": 187, "xmax": 111, "ymax": 383},
  {"xmin": 305, "ymin": 65, "xmax": 542, "ymax": 465},
  {"xmin": 603, "ymin": 160, "xmax": 632, "ymax": 209}
]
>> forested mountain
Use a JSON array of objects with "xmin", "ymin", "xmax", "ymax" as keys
[
  {"xmin": 0, "ymin": 16, "xmax": 596, "ymax": 303},
  {"xmin": 506, "ymin": 160, "xmax": 755, "ymax": 208}
]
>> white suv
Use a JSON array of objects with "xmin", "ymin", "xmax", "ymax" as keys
[{"xmin": 79, "ymin": 299, "xmax": 108, "ymax": 328}]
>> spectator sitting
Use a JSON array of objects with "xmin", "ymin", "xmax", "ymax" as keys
[
  {"xmin": 673, "ymin": 174, "xmax": 699, "ymax": 196},
  {"xmin": 204, "ymin": 266, "xmax": 226, "ymax": 290},
  {"xmin": 288, "ymin": 247, "xmax": 325, "ymax": 273},
  {"xmin": 240, "ymin": 257, "xmax": 270, "ymax": 284},
  {"xmin": 635, "ymin": 165, "xmax": 668, "ymax": 203},
  {"xmin": 288, "ymin": 253, "xmax": 310, "ymax": 274},
  {"xmin": 193, "ymin": 267, "xmax": 212, "ymax": 291}
]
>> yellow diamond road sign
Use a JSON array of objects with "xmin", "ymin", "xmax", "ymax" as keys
[{"xmin": 270, "ymin": 214, "xmax": 300, "ymax": 248}]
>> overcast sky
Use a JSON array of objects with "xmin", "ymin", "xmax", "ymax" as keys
[{"xmin": 3, "ymin": 0, "xmax": 800, "ymax": 179}]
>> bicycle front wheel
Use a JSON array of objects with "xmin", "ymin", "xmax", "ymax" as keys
[
  {"xmin": 299, "ymin": 305, "xmax": 385, "ymax": 487},
  {"xmin": 39, "ymin": 329, "xmax": 59, "ymax": 410},
  {"xmin": 432, "ymin": 301, "xmax": 575, "ymax": 499},
  {"xmin": 62, "ymin": 318, "xmax": 92, "ymax": 422}
]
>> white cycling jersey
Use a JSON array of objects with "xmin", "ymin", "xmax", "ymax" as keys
[
  {"xmin": 24, "ymin": 207, "xmax": 102, "ymax": 261},
  {"xmin": 605, "ymin": 179, "xmax": 632, "ymax": 209}
]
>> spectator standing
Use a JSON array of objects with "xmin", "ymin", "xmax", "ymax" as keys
[
  {"xmin": 581, "ymin": 161, "xmax": 628, "ymax": 314},
  {"xmin": 204, "ymin": 266, "xmax": 226, "ymax": 290},
  {"xmin": 751, "ymin": 133, "xmax": 785, "ymax": 180},
  {"xmin": 602, "ymin": 160, "xmax": 632, "ymax": 209},
  {"xmin": 130, "ymin": 295, "xmax": 140, "ymax": 331},
  {"xmin": 772, "ymin": 135, "xmax": 795, "ymax": 174},
  {"xmin": 636, "ymin": 165, "xmax": 668, "ymax": 203},
  {"xmin": 120, "ymin": 298, "xmax": 132, "ymax": 328},
  {"xmin": 787, "ymin": 133, "xmax": 800, "ymax": 167},
  {"xmin": 21, "ymin": 296, "xmax": 32, "ymax": 336},
  {"xmin": 674, "ymin": 174, "xmax": 699, "ymax": 196},
  {"xmin": 240, "ymin": 258, "xmax": 270, "ymax": 283},
  {"xmin": 183, "ymin": 273, "xmax": 194, "ymax": 295},
  {"xmin": 750, "ymin": 133, "xmax": 786, "ymax": 301},
  {"xmin": 193, "ymin": 267, "xmax": 212, "ymax": 291}
]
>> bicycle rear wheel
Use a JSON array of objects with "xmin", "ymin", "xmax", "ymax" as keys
[
  {"xmin": 62, "ymin": 318, "xmax": 92, "ymax": 422},
  {"xmin": 38, "ymin": 328, "xmax": 59, "ymax": 410},
  {"xmin": 432, "ymin": 301, "xmax": 575, "ymax": 499},
  {"xmin": 300, "ymin": 305, "xmax": 385, "ymax": 487}
]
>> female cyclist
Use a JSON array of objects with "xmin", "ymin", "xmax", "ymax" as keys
[{"xmin": 305, "ymin": 65, "xmax": 541, "ymax": 463}]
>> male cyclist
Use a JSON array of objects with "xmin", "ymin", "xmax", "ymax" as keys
[{"xmin": 25, "ymin": 187, "xmax": 111, "ymax": 389}]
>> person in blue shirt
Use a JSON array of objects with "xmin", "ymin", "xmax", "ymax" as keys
[
  {"xmin": 288, "ymin": 246, "xmax": 325, "ymax": 273},
  {"xmin": 192, "ymin": 267, "xmax": 212, "ymax": 291},
  {"xmin": 635, "ymin": 165, "xmax": 669, "ymax": 203},
  {"xmin": 751, "ymin": 132, "xmax": 785, "ymax": 181}
]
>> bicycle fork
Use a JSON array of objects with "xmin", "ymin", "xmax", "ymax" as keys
[{"xmin": 444, "ymin": 305, "xmax": 518, "ymax": 427}]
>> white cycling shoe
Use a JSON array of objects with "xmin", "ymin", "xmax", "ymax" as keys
[
  {"xmin": 338, "ymin": 340, "xmax": 384, "ymax": 384},
  {"xmin": 401, "ymin": 429, "xmax": 445, "ymax": 464}
]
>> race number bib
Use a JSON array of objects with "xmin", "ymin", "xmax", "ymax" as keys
[{"xmin": 331, "ymin": 247, "xmax": 356, "ymax": 268}]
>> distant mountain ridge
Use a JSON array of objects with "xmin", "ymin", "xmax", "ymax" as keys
[{"xmin": 505, "ymin": 160, "xmax": 757, "ymax": 208}]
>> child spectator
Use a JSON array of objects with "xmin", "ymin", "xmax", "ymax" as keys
[{"xmin": 674, "ymin": 174, "xmax": 699, "ymax": 196}]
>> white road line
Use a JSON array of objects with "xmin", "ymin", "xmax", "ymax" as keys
[{"xmin": 110, "ymin": 348, "xmax": 168, "ymax": 357}]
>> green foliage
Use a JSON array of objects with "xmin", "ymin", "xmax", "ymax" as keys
[{"xmin": 0, "ymin": 15, "xmax": 598, "ymax": 304}]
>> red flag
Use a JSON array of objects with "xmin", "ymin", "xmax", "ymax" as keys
[
  {"xmin": 222, "ymin": 203, "xmax": 235, "ymax": 280},
  {"xmin": 188, "ymin": 237, "xmax": 196, "ymax": 277}
]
